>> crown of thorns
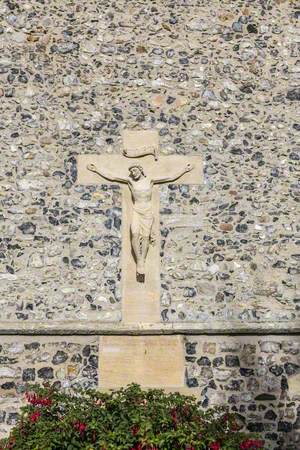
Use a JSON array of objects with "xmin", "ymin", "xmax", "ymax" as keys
[{"xmin": 128, "ymin": 164, "xmax": 145, "ymax": 176}]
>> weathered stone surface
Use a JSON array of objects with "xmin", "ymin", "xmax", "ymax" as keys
[
  {"xmin": 0, "ymin": 0, "xmax": 298, "ymax": 329},
  {"xmin": 185, "ymin": 336, "xmax": 300, "ymax": 450},
  {"xmin": 99, "ymin": 335, "xmax": 184, "ymax": 388},
  {"xmin": 0, "ymin": 337, "xmax": 98, "ymax": 437}
]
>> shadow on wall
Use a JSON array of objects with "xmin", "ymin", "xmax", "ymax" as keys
[{"xmin": 184, "ymin": 335, "xmax": 300, "ymax": 450}]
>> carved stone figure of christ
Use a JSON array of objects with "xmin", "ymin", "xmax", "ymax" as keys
[{"xmin": 87, "ymin": 162, "xmax": 194, "ymax": 282}]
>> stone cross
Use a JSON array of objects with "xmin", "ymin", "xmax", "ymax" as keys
[{"xmin": 77, "ymin": 129, "xmax": 202, "ymax": 323}]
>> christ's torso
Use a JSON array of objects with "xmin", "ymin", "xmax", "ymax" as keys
[{"xmin": 128, "ymin": 178, "xmax": 153, "ymax": 207}]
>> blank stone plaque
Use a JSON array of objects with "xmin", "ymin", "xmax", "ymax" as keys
[{"xmin": 99, "ymin": 335, "xmax": 184, "ymax": 388}]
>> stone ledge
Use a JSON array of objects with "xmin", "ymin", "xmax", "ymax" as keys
[{"xmin": 0, "ymin": 321, "xmax": 300, "ymax": 335}]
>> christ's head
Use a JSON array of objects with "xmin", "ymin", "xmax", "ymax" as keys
[{"xmin": 129, "ymin": 165, "xmax": 145, "ymax": 181}]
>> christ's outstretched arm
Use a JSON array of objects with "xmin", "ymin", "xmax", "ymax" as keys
[
  {"xmin": 87, "ymin": 163, "xmax": 129, "ymax": 184},
  {"xmin": 153, "ymin": 163, "xmax": 194, "ymax": 184}
]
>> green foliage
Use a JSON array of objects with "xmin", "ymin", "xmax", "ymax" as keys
[{"xmin": 0, "ymin": 384, "xmax": 265, "ymax": 450}]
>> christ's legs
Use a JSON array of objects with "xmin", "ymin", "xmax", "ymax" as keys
[
  {"xmin": 132, "ymin": 233, "xmax": 149, "ymax": 278},
  {"xmin": 140, "ymin": 237, "xmax": 150, "ymax": 272},
  {"xmin": 132, "ymin": 233, "xmax": 145, "ymax": 277},
  {"xmin": 132, "ymin": 233, "xmax": 141, "ymax": 269}
]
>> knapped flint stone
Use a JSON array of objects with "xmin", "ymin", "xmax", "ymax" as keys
[
  {"xmin": 52, "ymin": 351, "xmax": 68, "ymax": 365},
  {"xmin": 22, "ymin": 368, "xmax": 35, "ymax": 381},
  {"xmin": 272, "ymin": 260, "xmax": 286, "ymax": 268},
  {"xmin": 186, "ymin": 377, "xmax": 199, "ymax": 388},
  {"xmin": 287, "ymin": 89, "xmax": 300, "ymax": 101},
  {"xmin": 16, "ymin": 384, "xmax": 26, "ymax": 394},
  {"xmin": 284, "ymin": 362, "xmax": 300, "ymax": 376},
  {"xmin": 281, "ymin": 376, "xmax": 289, "ymax": 391},
  {"xmin": 183, "ymin": 287, "xmax": 197, "ymax": 297},
  {"xmin": 265, "ymin": 433, "xmax": 278, "ymax": 441},
  {"xmin": 213, "ymin": 357, "xmax": 224, "ymax": 367},
  {"xmin": 1, "ymin": 382, "xmax": 15, "ymax": 389},
  {"xmin": 225, "ymin": 355, "xmax": 240, "ymax": 367},
  {"xmin": 50, "ymin": 42, "xmax": 79, "ymax": 54},
  {"xmin": 289, "ymin": 151, "xmax": 299, "ymax": 161},
  {"xmin": 71, "ymin": 258, "xmax": 86, "ymax": 269},
  {"xmin": 240, "ymin": 368, "xmax": 254, "ymax": 377},
  {"xmin": 82, "ymin": 365, "xmax": 97, "ymax": 380},
  {"xmin": 6, "ymin": 413, "xmax": 19, "ymax": 426},
  {"xmin": 65, "ymin": 156, "xmax": 77, "ymax": 183},
  {"xmin": 0, "ymin": 356, "xmax": 18, "ymax": 364},
  {"xmin": 247, "ymin": 422, "xmax": 264, "ymax": 432},
  {"xmin": 208, "ymin": 379, "xmax": 217, "ymax": 389},
  {"xmin": 185, "ymin": 342, "xmax": 197, "ymax": 355},
  {"xmin": 202, "ymin": 397, "xmax": 209, "ymax": 408},
  {"xmin": 197, "ymin": 356, "xmax": 211, "ymax": 366},
  {"xmin": 24, "ymin": 342, "xmax": 40, "ymax": 350},
  {"xmin": 269, "ymin": 365, "xmax": 284, "ymax": 376},
  {"xmin": 225, "ymin": 379, "xmax": 243, "ymax": 391},
  {"xmin": 228, "ymin": 394, "xmax": 239, "ymax": 404},
  {"xmin": 255, "ymin": 393, "xmax": 277, "ymax": 401},
  {"xmin": 18, "ymin": 222, "xmax": 36, "ymax": 234},
  {"xmin": 278, "ymin": 421, "xmax": 293, "ymax": 432},
  {"xmin": 235, "ymin": 223, "xmax": 248, "ymax": 233},
  {"xmin": 232, "ymin": 21, "xmax": 243, "ymax": 32},
  {"xmin": 248, "ymin": 404, "xmax": 257, "ymax": 411},
  {"xmin": 71, "ymin": 353, "xmax": 83, "ymax": 363},
  {"xmin": 88, "ymin": 355, "xmax": 98, "ymax": 368},
  {"xmin": 37, "ymin": 367, "xmax": 54, "ymax": 379},
  {"xmin": 247, "ymin": 23, "xmax": 258, "ymax": 33},
  {"xmin": 185, "ymin": 356, "xmax": 196, "ymax": 362},
  {"xmin": 82, "ymin": 345, "xmax": 91, "ymax": 357},
  {"xmin": 265, "ymin": 410, "xmax": 278, "ymax": 421}
]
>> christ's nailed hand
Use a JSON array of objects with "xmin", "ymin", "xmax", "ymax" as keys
[
  {"xmin": 87, "ymin": 163, "xmax": 97, "ymax": 172},
  {"xmin": 185, "ymin": 163, "xmax": 194, "ymax": 173}
]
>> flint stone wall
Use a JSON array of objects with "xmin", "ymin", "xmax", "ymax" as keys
[
  {"xmin": 0, "ymin": 0, "xmax": 299, "ymax": 328},
  {"xmin": 0, "ymin": 336, "xmax": 299, "ymax": 450},
  {"xmin": 185, "ymin": 336, "xmax": 300, "ymax": 450},
  {"xmin": 0, "ymin": 337, "xmax": 98, "ymax": 438}
]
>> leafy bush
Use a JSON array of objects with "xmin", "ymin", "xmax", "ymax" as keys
[{"xmin": 0, "ymin": 384, "xmax": 265, "ymax": 450}]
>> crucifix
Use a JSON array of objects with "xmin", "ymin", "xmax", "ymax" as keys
[{"xmin": 77, "ymin": 129, "xmax": 202, "ymax": 323}]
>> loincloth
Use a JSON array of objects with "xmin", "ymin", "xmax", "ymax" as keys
[{"xmin": 131, "ymin": 204, "xmax": 154, "ymax": 238}]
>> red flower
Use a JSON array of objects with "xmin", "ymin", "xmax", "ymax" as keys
[
  {"xmin": 170, "ymin": 407, "xmax": 178, "ymax": 426},
  {"xmin": 25, "ymin": 392, "xmax": 52, "ymax": 407},
  {"xmin": 131, "ymin": 445, "xmax": 142, "ymax": 450},
  {"xmin": 209, "ymin": 442, "xmax": 221, "ymax": 450},
  {"xmin": 73, "ymin": 421, "xmax": 87, "ymax": 436},
  {"xmin": 240, "ymin": 439, "xmax": 264, "ymax": 450},
  {"xmin": 131, "ymin": 424, "xmax": 140, "ymax": 436},
  {"xmin": 29, "ymin": 410, "xmax": 41, "ymax": 423}
]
